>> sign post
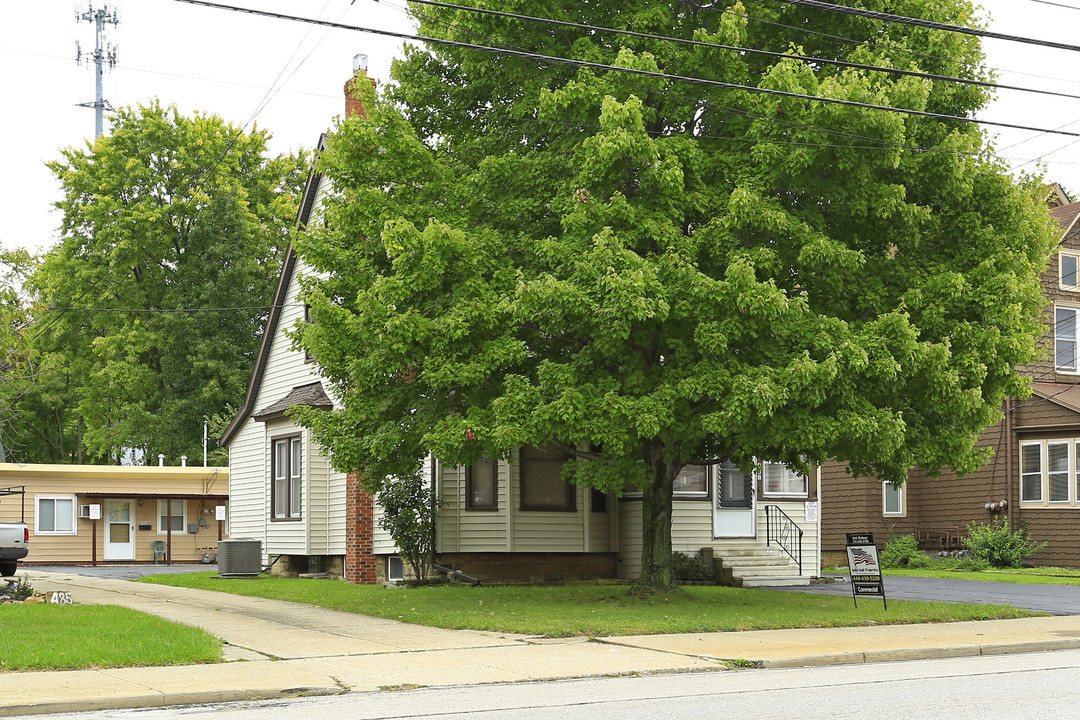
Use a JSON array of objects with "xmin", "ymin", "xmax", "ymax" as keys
[{"xmin": 845, "ymin": 532, "xmax": 886, "ymax": 610}]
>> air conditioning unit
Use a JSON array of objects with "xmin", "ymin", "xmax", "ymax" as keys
[
  {"xmin": 78, "ymin": 505, "xmax": 92, "ymax": 519},
  {"xmin": 217, "ymin": 539, "xmax": 262, "ymax": 577}
]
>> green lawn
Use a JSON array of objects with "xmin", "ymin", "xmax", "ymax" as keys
[
  {"xmin": 0, "ymin": 604, "xmax": 223, "ymax": 672},
  {"xmin": 136, "ymin": 573, "xmax": 1039, "ymax": 637}
]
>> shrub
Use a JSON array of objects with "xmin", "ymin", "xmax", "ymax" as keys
[
  {"xmin": 1, "ymin": 576, "xmax": 34, "ymax": 601},
  {"xmin": 671, "ymin": 551, "xmax": 713, "ymax": 581},
  {"xmin": 879, "ymin": 533, "xmax": 934, "ymax": 569},
  {"xmin": 376, "ymin": 470, "xmax": 441, "ymax": 581},
  {"xmin": 963, "ymin": 516, "xmax": 1046, "ymax": 568}
]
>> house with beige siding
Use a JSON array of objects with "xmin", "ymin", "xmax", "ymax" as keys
[
  {"xmin": 821, "ymin": 185, "xmax": 1080, "ymax": 568},
  {"xmin": 0, "ymin": 463, "xmax": 228, "ymax": 566},
  {"xmin": 220, "ymin": 64, "xmax": 822, "ymax": 587}
]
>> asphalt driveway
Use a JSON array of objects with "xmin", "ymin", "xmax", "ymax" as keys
[{"xmin": 771, "ymin": 574, "xmax": 1080, "ymax": 615}]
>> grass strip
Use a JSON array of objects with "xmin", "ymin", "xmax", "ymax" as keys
[
  {"xmin": 0, "ymin": 605, "xmax": 223, "ymax": 672},
  {"xmin": 136, "ymin": 573, "xmax": 1039, "ymax": 637},
  {"xmin": 880, "ymin": 569, "xmax": 1080, "ymax": 585}
]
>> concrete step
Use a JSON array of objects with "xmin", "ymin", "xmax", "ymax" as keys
[
  {"xmin": 720, "ymin": 556, "xmax": 795, "ymax": 568},
  {"xmin": 739, "ymin": 575, "xmax": 812, "ymax": 588},
  {"xmin": 728, "ymin": 564, "xmax": 800, "ymax": 578}
]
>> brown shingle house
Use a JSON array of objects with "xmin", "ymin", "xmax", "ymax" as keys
[{"xmin": 821, "ymin": 185, "xmax": 1080, "ymax": 568}]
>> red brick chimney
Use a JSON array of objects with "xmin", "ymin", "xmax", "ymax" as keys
[{"xmin": 345, "ymin": 53, "xmax": 376, "ymax": 119}]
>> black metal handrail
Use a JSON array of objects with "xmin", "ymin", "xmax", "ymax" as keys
[{"xmin": 765, "ymin": 504, "xmax": 803, "ymax": 575}]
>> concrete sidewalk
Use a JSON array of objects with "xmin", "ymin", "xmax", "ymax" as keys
[{"xmin": 4, "ymin": 569, "xmax": 1080, "ymax": 717}]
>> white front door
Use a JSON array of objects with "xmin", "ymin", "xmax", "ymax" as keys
[
  {"xmin": 713, "ymin": 462, "xmax": 755, "ymax": 537},
  {"xmin": 104, "ymin": 499, "xmax": 135, "ymax": 560}
]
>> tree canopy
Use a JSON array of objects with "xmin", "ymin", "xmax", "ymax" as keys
[
  {"xmin": 6, "ymin": 102, "xmax": 307, "ymax": 465},
  {"xmin": 295, "ymin": 0, "xmax": 1058, "ymax": 588}
]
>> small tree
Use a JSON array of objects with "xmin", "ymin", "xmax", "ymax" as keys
[{"xmin": 376, "ymin": 471, "xmax": 440, "ymax": 581}]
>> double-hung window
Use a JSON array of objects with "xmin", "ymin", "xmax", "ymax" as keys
[
  {"xmin": 762, "ymin": 462, "xmax": 808, "ymax": 497},
  {"xmin": 1062, "ymin": 251, "xmax": 1080, "ymax": 290},
  {"xmin": 1021, "ymin": 442, "xmax": 1044, "ymax": 503},
  {"xmin": 883, "ymin": 481, "xmax": 904, "ymax": 516},
  {"xmin": 673, "ymin": 464, "xmax": 709, "ymax": 497},
  {"xmin": 1021, "ymin": 439, "xmax": 1080, "ymax": 507},
  {"xmin": 35, "ymin": 495, "xmax": 76, "ymax": 535},
  {"xmin": 1049, "ymin": 442, "xmax": 1071, "ymax": 503},
  {"xmin": 1057, "ymin": 306, "xmax": 1079, "ymax": 373},
  {"xmin": 272, "ymin": 436, "xmax": 303, "ymax": 520},
  {"xmin": 157, "ymin": 499, "xmax": 186, "ymax": 533}
]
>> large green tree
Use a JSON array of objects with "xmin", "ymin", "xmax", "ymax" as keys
[
  {"xmin": 17, "ymin": 102, "xmax": 307, "ymax": 465},
  {"xmin": 296, "ymin": 0, "xmax": 1057, "ymax": 589}
]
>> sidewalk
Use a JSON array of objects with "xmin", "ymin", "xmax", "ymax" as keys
[{"xmin": 4, "ymin": 569, "xmax": 1080, "ymax": 717}]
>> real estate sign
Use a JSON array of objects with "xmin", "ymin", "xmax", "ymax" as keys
[{"xmin": 845, "ymin": 532, "xmax": 886, "ymax": 609}]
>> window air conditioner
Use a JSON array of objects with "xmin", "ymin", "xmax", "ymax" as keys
[{"xmin": 78, "ymin": 505, "xmax": 92, "ymax": 519}]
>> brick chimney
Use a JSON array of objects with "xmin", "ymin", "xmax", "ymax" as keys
[{"xmin": 345, "ymin": 53, "xmax": 375, "ymax": 119}]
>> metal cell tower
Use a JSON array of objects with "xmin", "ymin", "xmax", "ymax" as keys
[{"xmin": 76, "ymin": 3, "xmax": 120, "ymax": 138}]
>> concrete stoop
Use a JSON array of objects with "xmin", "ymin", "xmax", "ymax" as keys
[{"xmin": 714, "ymin": 544, "xmax": 810, "ymax": 588}]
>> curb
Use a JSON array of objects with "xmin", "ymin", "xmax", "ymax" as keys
[
  {"xmin": 0, "ymin": 686, "xmax": 346, "ymax": 718},
  {"xmin": 757, "ymin": 638, "xmax": 1080, "ymax": 668}
]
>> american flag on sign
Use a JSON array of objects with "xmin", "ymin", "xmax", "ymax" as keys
[{"xmin": 851, "ymin": 548, "xmax": 876, "ymax": 568}]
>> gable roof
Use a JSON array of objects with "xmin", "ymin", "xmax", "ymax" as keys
[
  {"xmin": 1030, "ymin": 382, "xmax": 1080, "ymax": 416},
  {"xmin": 1046, "ymin": 182, "xmax": 1072, "ymax": 208},
  {"xmin": 219, "ymin": 134, "xmax": 328, "ymax": 447},
  {"xmin": 254, "ymin": 381, "xmax": 333, "ymax": 422},
  {"xmin": 1051, "ymin": 201, "xmax": 1080, "ymax": 245}
]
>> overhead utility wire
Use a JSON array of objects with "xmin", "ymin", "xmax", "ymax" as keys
[
  {"xmin": 387, "ymin": 0, "xmax": 983, "ymax": 154},
  {"xmin": 766, "ymin": 0, "xmax": 1080, "ymax": 54},
  {"xmin": 398, "ymin": 0, "xmax": 1080, "ymax": 102},
  {"xmin": 1027, "ymin": 0, "xmax": 1080, "ymax": 9},
  {"xmin": 170, "ymin": 0, "xmax": 1080, "ymax": 138}
]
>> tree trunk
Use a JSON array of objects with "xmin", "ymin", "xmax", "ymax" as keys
[{"xmin": 633, "ymin": 443, "xmax": 679, "ymax": 591}]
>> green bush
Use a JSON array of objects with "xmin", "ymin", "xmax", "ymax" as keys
[
  {"xmin": 879, "ymin": 533, "xmax": 934, "ymax": 569},
  {"xmin": 1, "ymin": 576, "xmax": 34, "ymax": 601},
  {"xmin": 672, "ymin": 551, "xmax": 713, "ymax": 581},
  {"xmin": 963, "ymin": 516, "xmax": 1046, "ymax": 568}
]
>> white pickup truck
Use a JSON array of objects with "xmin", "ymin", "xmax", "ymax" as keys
[{"xmin": 0, "ymin": 486, "xmax": 29, "ymax": 576}]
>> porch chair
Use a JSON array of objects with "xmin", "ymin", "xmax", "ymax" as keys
[{"xmin": 151, "ymin": 540, "xmax": 167, "ymax": 564}]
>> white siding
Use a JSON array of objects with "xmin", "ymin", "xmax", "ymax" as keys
[{"xmin": 617, "ymin": 500, "xmax": 643, "ymax": 579}]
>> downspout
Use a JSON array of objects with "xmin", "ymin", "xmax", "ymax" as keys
[
  {"xmin": 428, "ymin": 455, "xmax": 481, "ymax": 585},
  {"xmin": 1005, "ymin": 397, "xmax": 1014, "ymax": 532}
]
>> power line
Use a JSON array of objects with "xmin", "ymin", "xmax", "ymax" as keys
[
  {"xmin": 1026, "ymin": 0, "xmax": 1080, "ymax": 9},
  {"xmin": 45, "ymin": 304, "xmax": 298, "ymax": 313},
  {"xmin": 170, "ymin": 0, "xmax": 1080, "ymax": 139},
  {"xmin": 394, "ymin": 0, "xmax": 1080, "ymax": 103},
  {"xmin": 765, "ymin": 0, "xmax": 1080, "ymax": 54}
]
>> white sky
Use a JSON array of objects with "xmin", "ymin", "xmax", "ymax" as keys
[{"xmin": 2, "ymin": 0, "xmax": 1080, "ymax": 257}]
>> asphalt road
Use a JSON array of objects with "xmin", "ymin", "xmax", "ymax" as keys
[
  {"xmin": 16, "ymin": 648, "xmax": 1080, "ymax": 720},
  {"xmin": 770, "ymin": 574, "xmax": 1080, "ymax": 615}
]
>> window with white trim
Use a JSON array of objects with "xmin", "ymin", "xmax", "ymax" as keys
[
  {"xmin": 272, "ymin": 436, "xmax": 303, "ymax": 520},
  {"xmin": 35, "ymin": 495, "xmax": 76, "ymax": 535},
  {"xmin": 1056, "ymin": 306, "xmax": 1079, "ymax": 373},
  {"xmin": 883, "ymin": 481, "xmax": 904, "ymax": 516},
  {"xmin": 1062, "ymin": 251, "xmax": 1080, "ymax": 290},
  {"xmin": 1050, "ymin": 441, "xmax": 1070, "ymax": 503},
  {"xmin": 1018, "ymin": 439, "xmax": 1080, "ymax": 507},
  {"xmin": 387, "ymin": 556, "xmax": 404, "ymax": 582},
  {"xmin": 673, "ymin": 464, "xmax": 708, "ymax": 497},
  {"xmin": 157, "ymin": 499, "xmax": 187, "ymax": 534},
  {"xmin": 762, "ymin": 462, "xmax": 808, "ymax": 497}
]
